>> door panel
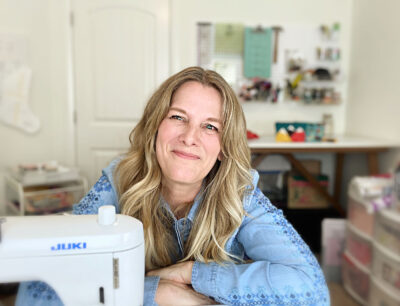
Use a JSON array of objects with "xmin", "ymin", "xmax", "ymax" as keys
[{"xmin": 72, "ymin": 0, "xmax": 169, "ymax": 185}]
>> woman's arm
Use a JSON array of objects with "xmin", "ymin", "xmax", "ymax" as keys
[
  {"xmin": 190, "ymin": 188, "xmax": 330, "ymax": 305},
  {"xmin": 147, "ymin": 262, "xmax": 216, "ymax": 305}
]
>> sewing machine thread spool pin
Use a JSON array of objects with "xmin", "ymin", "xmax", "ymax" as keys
[{"xmin": 98, "ymin": 205, "xmax": 116, "ymax": 226}]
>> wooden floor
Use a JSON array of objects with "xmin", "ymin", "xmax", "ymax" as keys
[
  {"xmin": 329, "ymin": 282, "xmax": 361, "ymax": 306},
  {"xmin": 0, "ymin": 282, "xmax": 360, "ymax": 306}
]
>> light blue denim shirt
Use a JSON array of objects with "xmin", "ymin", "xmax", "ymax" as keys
[{"xmin": 16, "ymin": 159, "xmax": 330, "ymax": 305}]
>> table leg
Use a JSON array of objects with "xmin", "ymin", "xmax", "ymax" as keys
[
  {"xmin": 334, "ymin": 153, "xmax": 344, "ymax": 205},
  {"xmin": 367, "ymin": 152, "xmax": 379, "ymax": 175},
  {"xmin": 251, "ymin": 154, "xmax": 268, "ymax": 168}
]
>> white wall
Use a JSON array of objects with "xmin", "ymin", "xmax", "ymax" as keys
[
  {"xmin": 170, "ymin": 0, "xmax": 354, "ymax": 136},
  {"xmin": 0, "ymin": 0, "xmax": 72, "ymax": 214},
  {"xmin": 346, "ymin": 0, "xmax": 400, "ymax": 173},
  {"xmin": 334, "ymin": 0, "xmax": 400, "ymax": 206}
]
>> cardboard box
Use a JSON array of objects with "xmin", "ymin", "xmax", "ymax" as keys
[{"xmin": 288, "ymin": 173, "xmax": 329, "ymax": 208}]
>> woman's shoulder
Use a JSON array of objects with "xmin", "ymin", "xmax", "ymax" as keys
[
  {"xmin": 243, "ymin": 169, "xmax": 279, "ymax": 214},
  {"xmin": 102, "ymin": 156, "xmax": 124, "ymax": 179}
]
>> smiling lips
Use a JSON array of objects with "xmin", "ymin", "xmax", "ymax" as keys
[{"xmin": 172, "ymin": 150, "xmax": 200, "ymax": 160}]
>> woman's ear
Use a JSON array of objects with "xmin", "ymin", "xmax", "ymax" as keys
[{"xmin": 217, "ymin": 151, "xmax": 223, "ymax": 161}]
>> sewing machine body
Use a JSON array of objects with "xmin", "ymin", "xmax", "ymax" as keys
[{"xmin": 0, "ymin": 206, "xmax": 144, "ymax": 305}]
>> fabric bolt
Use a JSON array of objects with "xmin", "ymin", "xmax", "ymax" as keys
[{"xmin": 16, "ymin": 158, "xmax": 330, "ymax": 306}]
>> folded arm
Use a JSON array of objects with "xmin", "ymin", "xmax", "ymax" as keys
[{"xmin": 191, "ymin": 188, "xmax": 330, "ymax": 305}]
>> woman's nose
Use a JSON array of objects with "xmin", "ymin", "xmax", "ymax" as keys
[{"xmin": 179, "ymin": 124, "xmax": 199, "ymax": 146}]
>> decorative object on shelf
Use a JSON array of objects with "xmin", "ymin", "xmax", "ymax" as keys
[
  {"xmin": 275, "ymin": 122, "xmax": 324, "ymax": 142},
  {"xmin": 319, "ymin": 22, "xmax": 341, "ymax": 41},
  {"xmin": 246, "ymin": 130, "xmax": 259, "ymax": 140},
  {"xmin": 285, "ymin": 49, "xmax": 306, "ymax": 73},
  {"xmin": 285, "ymin": 68, "xmax": 342, "ymax": 104},
  {"xmin": 322, "ymin": 113, "xmax": 335, "ymax": 141},
  {"xmin": 239, "ymin": 78, "xmax": 281, "ymax": 102}
]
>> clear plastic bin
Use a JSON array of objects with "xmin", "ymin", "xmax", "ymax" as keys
[
  {"xmin": 345, "ymin": 222, "xmax": 373, "ymax": 268},
  {"xmin": 372, "ymin": 241, "xmax": 400, "ymax": 295},
  {"xmin": 374, "ymin": 209, "xmax": 400, "ymax": 257},
  {"xmin": 370, "ymin": 276, "xmax": 400, "ymax": 306},
  {"xmin": 342, "ymin": 251, "xmax": 370, "ymax": 304},
  {"xmin": 5, "ymin": 174, "xmax": 87, "ymax": 215},
  {"xmin": 23, "ymin": 183, "xmax": 85, "ymax": 214}
]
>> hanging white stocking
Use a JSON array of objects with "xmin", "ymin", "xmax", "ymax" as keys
[{"xmin": 0, "ymin": 66, "xmax": 40, "ymax": 133}]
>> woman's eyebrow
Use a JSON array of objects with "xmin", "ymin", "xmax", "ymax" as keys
[
  {"xmin": 206, "ymin": 118, "xmax": 222, "ymax": 124},
  {"xmin": 169, "ymin": 107, "xmax": 222, "ymax": 124},
  {"xmin": 169, "ymin": 107, "xmax": 187, "ymax": 114}
]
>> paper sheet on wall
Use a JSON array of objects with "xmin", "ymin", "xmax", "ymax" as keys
[
  {"xmin": 244, "ymin": 27, "xmax": 273, "ymax": 78},
  {"xmin": 214, "ymin": 23, "xmax": 244, "ymax": 54},
  {"xmin": 197, "ymin": 23, "xmax": 213, "ymax": 68},
  {"xmin": 0, "ymin": 33, "xmax": 39, "ymax": 133},
  {"xmin": 213, "ymin": 61, "xmax": 237, "ymax": 87}
]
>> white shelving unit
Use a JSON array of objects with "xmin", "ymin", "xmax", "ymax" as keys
[{"xmin": 4, "ymin": 172, "xmax": 88, "ymax": 216}]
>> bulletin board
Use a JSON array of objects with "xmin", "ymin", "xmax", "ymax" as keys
[{"xmin": 197, "ymin": 22, "xmax": 342, "ymax": 105}]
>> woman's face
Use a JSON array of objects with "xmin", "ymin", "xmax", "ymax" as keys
[{"xmin": 156, "ymin": 81, "xmax": 222, "ymax": 189}]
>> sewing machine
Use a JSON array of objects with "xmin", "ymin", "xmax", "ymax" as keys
[{"xmin": 0, "ymin": 205, "xmax": 144, "ymax": 305}]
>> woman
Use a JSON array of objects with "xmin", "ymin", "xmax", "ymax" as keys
[{"xmin": 17, "ymin": 67, "xmax": 329, "ymax": 305}]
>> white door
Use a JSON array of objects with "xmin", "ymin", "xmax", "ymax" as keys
[{"xmin": 71, "ymin": 0, "xmax": 169, "ymax": 186}]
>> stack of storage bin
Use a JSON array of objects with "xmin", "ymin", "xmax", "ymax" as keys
[
  {"xmin": 342, "ymin": 176, "xmax": 395, "ymax": 305},
  {"xmin": 370, "ymin": 209, "xmax": 400, "ymax": 305}
]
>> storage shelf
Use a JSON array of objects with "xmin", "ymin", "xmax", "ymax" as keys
[{"xmin": 4, "ymin": 173, "xmax": 87, "ymax": 216}]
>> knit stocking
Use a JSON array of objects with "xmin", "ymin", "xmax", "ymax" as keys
[{"xmin": 0, "ymin": 66, "xmax": 40, "ymax": 133}]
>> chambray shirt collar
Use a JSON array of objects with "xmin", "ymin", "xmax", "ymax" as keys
[{"xmin": 160, "ymin": 183, "xmax": 205, "ymax": 222}]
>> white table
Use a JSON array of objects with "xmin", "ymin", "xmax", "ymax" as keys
[{"xmin": 248, "ymin": 135, "xmax": 399, "ymax": 216}]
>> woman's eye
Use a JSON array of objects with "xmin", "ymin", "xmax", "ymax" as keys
[
  {"xmin": 170, "ymin": 115, "xmax": 183, "ymax": 121},
  {"xmin": 205, "ymin": 124, "xmax": 218, "ymax": 132}
]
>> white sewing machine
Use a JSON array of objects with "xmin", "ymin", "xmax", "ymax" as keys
[{"xmin": 0, "ymin": 206, "xmax": 144, "ymax": 305}]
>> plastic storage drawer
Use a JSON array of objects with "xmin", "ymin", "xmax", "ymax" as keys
[
  {"xmin": 22, "ymin": 183, "xmax": 85, "ymax": 214},
  {"xmin": 348, "ymin": 193, "xmax": 374, "ymax": 236},
  {"xmin": 370, "ymin": 276, "xmax": 400, "ymax": 306},
  {"xmin": 346, "ymin": 222, "xmax": 373, "ymax": 268},
  {"xmin": 374, "ymin": 209, "xmax": 400, "ymax": 257},
  {"xmin": 372, "ymin": 242, "xmax": 400, "ymax": 295},
  {"xmin": 342, "ymin": 251, "xmax": 370, "ymax": 305}
]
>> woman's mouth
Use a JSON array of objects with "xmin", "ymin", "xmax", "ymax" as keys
[{"xmin": 172, "ymin": 150, "xmax": 200, "ymax": 160}]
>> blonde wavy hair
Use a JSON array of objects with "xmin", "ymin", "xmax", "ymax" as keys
[{"xmin": 115, "ymin": 67, "xmax": 252, "ymax": 270}]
